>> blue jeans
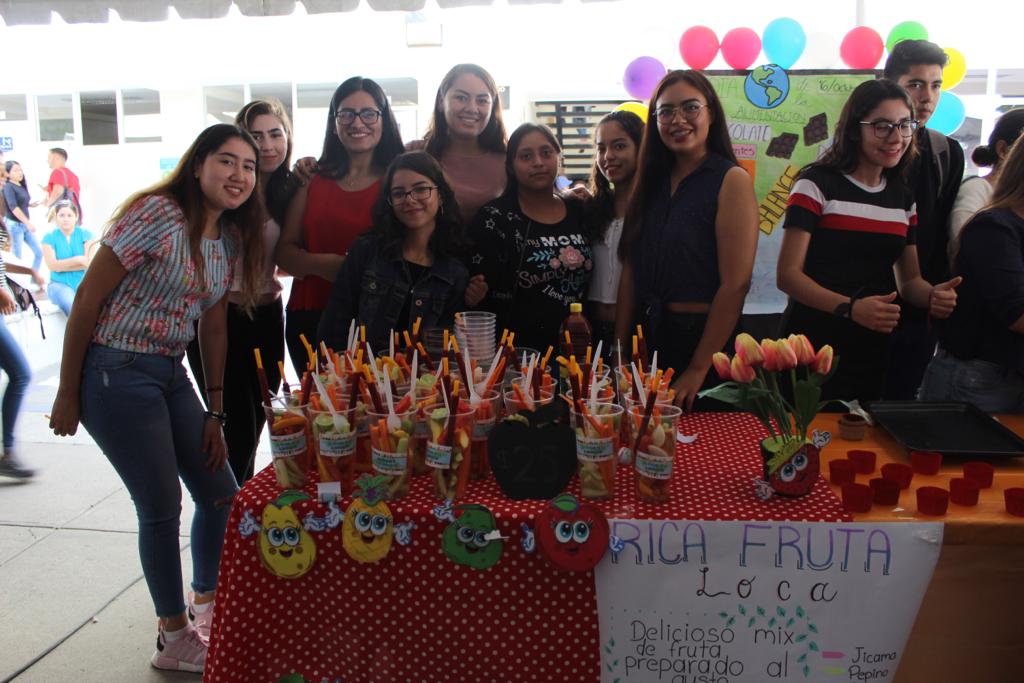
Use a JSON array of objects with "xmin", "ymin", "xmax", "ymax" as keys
[
  {"xmin": 0, "ymin": 321, "xmax": 31, "ymax": 451},
  {"xmin": 79, "ymin": 344, "xmax": 239, "ymax": 617},
  {"xmin": 6, "ymin": 221, "xmax": 43, "ymax": 272},
  {"xmin": 46, "ymin": 281, "xmax": 76, "ymax": 316},
  {"xmin": 919, "ymin": 349, "xmax": 1024, "ymax": 413}
]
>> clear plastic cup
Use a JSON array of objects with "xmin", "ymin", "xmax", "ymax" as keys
[
  {"xmin": 267, "ymin": 396, "xmax": 312, "ymax": 488},
  {"xmin": 310, "ymin": 406, "xmax": 356, "ymax": 493},
  {"xmin": 503, "ymin": 386, "xmax": 555, "ymax": 415},
  {"xmin": 629, "ymin": 404, "xmax": 682, "ymax": 504},
  {"xmin": 574, "ymin": 403, "xmax": 623, "ymax": 499},
  {"xmin": 366, "ymin": 408, "xmax": 414, "ymax": 500},
  {"xmin": 410, "ymin": 383, "xmax": 440, "ymax": 475},
  {"xmin": 425, "ymin": 402, "xmax": 475, "ymax": 500},
  {"xmin": 470, "ymin": 389, "xmax": 501, "ymax": 480}
]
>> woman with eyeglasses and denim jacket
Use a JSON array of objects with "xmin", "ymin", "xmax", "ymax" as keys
[
  {"xmin": 275, "ymin": 77, "xmax": 404, "ymax": 375},
  {"xmin": 777, "ymin": 79, "xmax": 961, "ymax": 403},
  {"xmin": 317, "ymin": 152, "xmax": 468, "ymax": 352}
]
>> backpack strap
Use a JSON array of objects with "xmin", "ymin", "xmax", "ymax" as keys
[{"xmin": 927, "ymin": 128, "xmax": 950, "ymax": 194}]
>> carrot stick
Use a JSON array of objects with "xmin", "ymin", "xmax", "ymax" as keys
[{"xmin": 254, "ymin": 348, "xmax": 271, "ymax": 406}]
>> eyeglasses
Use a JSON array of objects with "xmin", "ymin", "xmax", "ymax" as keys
[
  {"xmin": 859, "ymin": 119, "xmax": 919, "ymax": 138},
  {"xmin": 335, "ymin": 108, "xmax": 382, "ymax": 126},
  {"xmin": 388, "ymin": 185, "xmax": 437, "ymax": 205},
  {"xmin": 655, "ymin": 102, "xmax": 707, "ymax": 124}
]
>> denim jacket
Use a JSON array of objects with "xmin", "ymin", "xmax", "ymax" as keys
[{"xmin": 317, "ymin": 233, "xmax": 469, "ymax": 351}]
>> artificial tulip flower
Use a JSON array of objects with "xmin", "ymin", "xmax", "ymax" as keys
[
  {"xmin": 712, "ymin": 352, "xmax": 732, "ymax": 380},
  {"xmin": 730, "ymin": 354, "xmax": 756, "ymax": 383},
  {"xmin": 787, "ymin": 334, "xmax": 816, "ymax": 365},
  {"xmin": 734, "ymin": 333, "xmax": 764, "ymax": 367},
  {"xmin": 760, "ymin": 338, "xmax": 781, "ymax": 372},
  {"xmin": 813, "ymin": 345, "xmax": 834, "ymax": 375}
]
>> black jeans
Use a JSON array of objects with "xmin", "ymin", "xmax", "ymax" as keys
[
  {"xmin": 882, "ymin": 314, "xmax": 935, "ymax": 400},
  {"xmin": 645, "ymin": 310, "xmax": 737, "ymax": 412},
  {"xmin": 284, "ymin": 308, "xmax": 322, "ymax": 378},
  {"xmin": 186, "ymin": 299, "xmax": 284, "ymax": 484}
]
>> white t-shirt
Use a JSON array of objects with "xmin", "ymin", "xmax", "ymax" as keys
[
  {"xmin": 587, "ymin": 216, "xmax": 624, "ymax": 304},
  {"xmin": 948, "ymin": 176, "xmax": 992, "ymax": 263}
]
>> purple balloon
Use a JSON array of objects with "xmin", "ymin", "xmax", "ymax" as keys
[{"xmin": 623, "ymin": 56, "xmax": 666, "ymax": 101}]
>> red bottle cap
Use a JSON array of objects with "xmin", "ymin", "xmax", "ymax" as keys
[
  {"xmin": 962, "ymin": 461, "xmax": 994, "ymax": 488},
  {"xmin": 846, "ymin": 449, "xmax": 876, "ymax": 474},
  {"xmin": 869, "ymin": 477, "xmax": 900, "ymax": 506},
  {"xmin": 828, "ymin": 459, "xmax": 856, "ymax": 486},
  {"xmin": 949, "ymin": 478, "xmax": 979, "ymax": 506},
  {"xmin": 880, "ymin": 463, "xmax": 913, "ymax": 489},
  {"xmin": 910, "ymin": 450, "xmax": 942, "ymax": 475},
  {"xmin": 916, "ymin": 486, "xmax": 949, "ymax": 516},
  {"xmin": 841, "ymin": 482, "xmax": 873, "ymax": 513}
]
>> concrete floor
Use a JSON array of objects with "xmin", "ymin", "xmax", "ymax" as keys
[{"xmin": 0, "ymin": 360, "xmax": 272, "ymax": 682}]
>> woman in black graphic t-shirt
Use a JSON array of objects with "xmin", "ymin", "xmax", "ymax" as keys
[{"xmin": 467, "ymin": 123, "xmax": 592, "ymax": 351}]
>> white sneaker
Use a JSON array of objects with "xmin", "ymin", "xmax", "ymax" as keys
[
  {"xmin": 150, "ymin": 622, "xmax": 206, "ymax": 673},
  {"xmin": 187, "ymin": 591, "xmax": 214, "ymax": 642}
]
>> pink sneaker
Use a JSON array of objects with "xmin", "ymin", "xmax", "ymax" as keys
[
  {"xmin": 187, "ymin": 592, "xmax": 214, "ymax": 642},
  {"xmin": 150, "ymin": 622, "xmax": 207, "ymax": 673}
]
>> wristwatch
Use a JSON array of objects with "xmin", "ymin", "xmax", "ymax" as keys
[{"xmin": 832, "ymin": 299, "xmax": 852, "ymax": 319}]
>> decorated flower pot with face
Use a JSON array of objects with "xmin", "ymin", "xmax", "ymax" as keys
[{"xmin": 760, "ymin": 437, "xmax": 821, "ymax": 497}]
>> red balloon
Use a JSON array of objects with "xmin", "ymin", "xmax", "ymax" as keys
[
  {"xmin": 678, "ymin": 26, "xmax": 719, "ymax": 70},
  {"xmin": 840, "ymin": 26, "xmax": 884, "ymax": 69},
  {"xmin": 720, "ymin": 27, "xmax": 762, "ymax": 70}
]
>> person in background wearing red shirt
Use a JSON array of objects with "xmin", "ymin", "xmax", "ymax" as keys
[
  {"xmin": 44, "ymin": 147, "xmax": 82, "ymax": 223},
  {"xmin": 276, "ymin": 77, "xmax": 404, "ymax": 376}
]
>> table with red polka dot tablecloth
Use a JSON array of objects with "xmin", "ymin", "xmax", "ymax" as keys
[{"xmin": 204, "ymin": 412, "xmax": 849, "ymax": 683}]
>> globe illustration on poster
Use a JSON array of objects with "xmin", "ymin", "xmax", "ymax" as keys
[{"xmin": 744, "ymin": 64, "xmax": 790, "ymax": 109}]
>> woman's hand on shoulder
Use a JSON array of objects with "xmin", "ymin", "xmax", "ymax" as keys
[{"xmin": 292, "ymin": 157, "xmax": 318, "ymax": 186}]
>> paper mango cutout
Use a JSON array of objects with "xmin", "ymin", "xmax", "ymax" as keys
[
  {"xmin": 342, "ymin": 475, "xmax": 395, "ymax": 563},
  {"xmin": 442, "ymin": 504, "xmax": 504, "ymax": 570},
  {"xmin": 257, "ymin": 491, "xmax": 317, "ymax": 579},
  {"xmin": 535, "ymin": 493, "xmax": 610, "ymax": 572}
]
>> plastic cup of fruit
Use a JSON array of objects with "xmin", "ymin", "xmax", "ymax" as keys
[
  {"xmin": 565, "ymin": 384, "xmax": 616, "ymax": 427},
  {"xmin": 426, "ymin": 403, "xmax": 476, "ymax": 500},
  {"xmin": 310, "ymin": 406, "xmax": 356, "ymax": 493},
  {"xmin": 622, "ymin": 395, "xmax": 675, "ymax": 444},
  {"xmin": 503, "ymin": 386, "xmax": 555, "ymax": 415},
  {"xmin": 366, "ymin": 408, "xmax": 414, "ymax": 500},
  {"xmin": 470, "ymin": 389, "xmax": 501, "ymax": 480},
  {"xmin": 629, "ymin": 404, "xmax": 682, "ymax": 504},
  {"xmin": 267, "ymin": 396, "xmax": 312, "ymax": 488},
  {"xmin": 574, "ymin": 402, "xmax": 623, "ymax": 500},
  {"xmin": 352, "ymin": 399, "xmax": 372, "ymax": 475},
  {"xmin": 410, "ymin": 381, "xmax": 440, "ymax": 475}
]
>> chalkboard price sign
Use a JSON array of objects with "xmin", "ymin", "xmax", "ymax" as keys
[{"xmin": 488, "ymin": 403, "xmax": 576, "ymax": 500}]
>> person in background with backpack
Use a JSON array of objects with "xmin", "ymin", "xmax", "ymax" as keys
[
  {"xmin": 44, "ymin": 147, "xmax": 82, "ymax": 224},
  {"xmin": 881, "ymin": 40, "xmax": 966, "ymax": 399}
]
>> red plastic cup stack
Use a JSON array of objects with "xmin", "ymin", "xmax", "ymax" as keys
[
  {"xmin": 881, "ymin": 463, "xmax": 914, "ymax": 489},
  {"xmin": 916, "ymin": 486, "xmax": 949, "ymax": 516},
  {"xmin": 842, "ymin": 482, "xmax": 873, "ymax": 513},
  {"xmin": 910, "ymin": 450, "xmax": 942, "ymax": 475},
  {"xmin": 829, "ymin": 459, "xmax": 856, "ymax": 486},
  {"xmin": 869, "ymin": 477, "xmax": 900, "ymax": 506},
  {"xmin": 962, "ymin": 461, "xmax": 994, "ymax": 488},
  {"xmin": 1005, "ymin": 488, "xmax": 1024, "ymax": 517},
  {"xmin": 949, "ymin": 478, "xmax": 979, "ymax": 506},
  {"xmin": 847, "ymin": 449, "xmax": 876, "ymax": 475}
]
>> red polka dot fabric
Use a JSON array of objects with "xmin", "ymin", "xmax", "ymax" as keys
[{"xmin": 204, "ymin": 413, "xmax": 848, "ymax": 683}]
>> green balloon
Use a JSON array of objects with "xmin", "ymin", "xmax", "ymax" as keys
[{"xmin": 886, "ymin": 21, "xmax": 928, "ymax": 53}]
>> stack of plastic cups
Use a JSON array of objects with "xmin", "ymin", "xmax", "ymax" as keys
[{"xmin": 455, "ymin": 311, "xmax": 497, "ymax": 364}]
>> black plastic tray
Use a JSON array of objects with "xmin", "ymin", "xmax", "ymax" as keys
[{"xmin": 866, "ymin": 401, "xmax": 1024, "ymax": 459}]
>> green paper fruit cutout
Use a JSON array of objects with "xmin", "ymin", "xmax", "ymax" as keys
[
  {"xmin": 442, "ymin": 504, "xmax": 504, "ymax": 570},
  {"xmin": 342, "ymin": 474, "xmax": 394, "ymax": 564},
  {"xmin": 258, "ymin": 490, "xmax": 317, "ymax": 579}
]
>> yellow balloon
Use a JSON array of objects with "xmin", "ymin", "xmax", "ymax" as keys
[
  {"xmin": 614, "ymin": 101, "xmax": 649, "ymax": 122},
  {"xmin": 943, "ymin": 47, "xmax": 966, "ymax": 91}
]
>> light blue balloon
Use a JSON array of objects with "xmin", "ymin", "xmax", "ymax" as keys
[
  {"xmin": 928, "ymin": 91, "xmax": 966, "ymax": 135},
  {"xmin": 762, "ymin": 17, "xmax": 806, "ymax": 69}
]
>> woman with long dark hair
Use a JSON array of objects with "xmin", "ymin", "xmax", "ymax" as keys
[
  {"xmin": 49, "ymin": 124, "xmax": 265, "ymax": 673},
  {"xmin": 584, "ymin": 110, "xmax": 644, "ymax": 355},
  {"xmin": 778, "ymin": 78, "xmax": 960, "ymax": 403},
  {"xmin": 318, "ymin": 151, "xmax": 468, "ymax": 351},
  {"xmin": 276, "ymin": 77, "xmax": 404, "ymax": 374},
  {"xmin": 2, "ymin": 161, "xmax": 45, "ymax": 278},
  {"xmin": 616, "ymin": 70, "xmax": 759, "ymax": 410},
  {"xmin": 468, "ymin": 123, "xmax": 592, "ymax": 351}
]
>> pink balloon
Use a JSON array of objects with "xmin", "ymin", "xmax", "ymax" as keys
[
  {"xmin": 679, "ymin": 26, "xmax": 719, "ymax": 70},
  {"xmin": 840, "ymin": 26, "xmax": 884, "ymax": 69},
  {"xmin": 720, "ymin": 27, "xmax": 762, "ymax": 70}
]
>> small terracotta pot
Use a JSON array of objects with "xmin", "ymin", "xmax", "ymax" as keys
[{"xmin": 838, "ymin": 413, "xmax": 867, "ymax": 440}]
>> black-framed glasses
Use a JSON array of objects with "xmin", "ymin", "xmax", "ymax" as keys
[
  {"xmin": 388, "ymin": 185, "xmax": 437, "ymax": 205},
  {"xmin": 859, "ymin": 119, "xmax": 919, "ymax": 138},
  {"xmin": 655, "ymin": 102, "xmax": 707, "ymax": 124},
  {"xmin": 335, "ymin": 108, "xmax": 382, "ymax": 126}
]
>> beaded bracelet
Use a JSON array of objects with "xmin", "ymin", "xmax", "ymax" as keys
[{"xmin": 205, "ymin": 410, "xmax": 228, "ymax": 425}]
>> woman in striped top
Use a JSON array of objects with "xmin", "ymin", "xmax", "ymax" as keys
[
  {"xmin": 777, "ymin": 79, "xmax": 961, "ymax": 402},
  {"xmin": 48, "ymin": 124, "xmax": 265, "ymax": 673}
]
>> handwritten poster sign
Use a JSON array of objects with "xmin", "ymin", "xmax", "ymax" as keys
[{"xmin": 594, "ymin": 520, "xmax": 942, "ymax": 682}]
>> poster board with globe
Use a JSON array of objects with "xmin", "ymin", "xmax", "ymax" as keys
[{"xmin": 706, "ymin": 69, "xmax": 878, "ymax": 314}]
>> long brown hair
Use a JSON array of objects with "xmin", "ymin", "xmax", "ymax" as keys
[
  {"xmin": 987, "ymin": 135, "xmax": 1024, "ymax": 212},
  {"xmin": 235, "ymin": 98, "xmax": 296, "ymax": 226},
  {"xmin": 619, "ymin": 70, "xmax": 735, "ymax": 260},
  {"xmin": 107, "ymin": 123, "xmax": 266, "ymax": 310},
  {"xmin": 424, "ymin": 64, "xmax": 508, "ymax": 158},
  {"xmin": 585, "ymin": 110, "xmax": 645, "ymax": 241}
]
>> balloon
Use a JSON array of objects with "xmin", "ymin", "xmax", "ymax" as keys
[
  {"xmin": 613, "ymin": 101, "xmax": 649, "ymax": 123},
  {"xmin": 886, "ymin": 21, "xmax": 928, "ymax": 53},
  {"xmin": 943, "ymin": 47, "xmax": 966, "ymax": 90},
  {"xmin": 840, "ymin": 27, "xmax": 884, "ymax": 69},
  {"xmin": 800, "ymin": 31, "xmax": 840, "ymax": 68},
  {"xmin": 721, "ymin": 27, "xmax": 762, "ymax": 70},
  {"xmin": 623, "ymin": 56, "xmax": 666, "ymax": 101},
  {"xmin": 928, "ymin": 91, "xmax": 966, "ymax": 135},
  {"xmin": 762, "ymin": 17, "xmax": 806, "ymax": 69},
  {"xmin": 678, "ymin": 26, "xmax": 719, "ymax": 70}
]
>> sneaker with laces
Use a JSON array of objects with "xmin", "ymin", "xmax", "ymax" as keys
[
  {"xmin": 151, "ymin": 622, "xmax": 207, "ymax": 673},
  {"xmin": 187, "ymin": 591, "xmax": 214, "ymax": 641},
  {"xmin": 0, "ymin": 454, "xmax": 34, "ymax": 480}
]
